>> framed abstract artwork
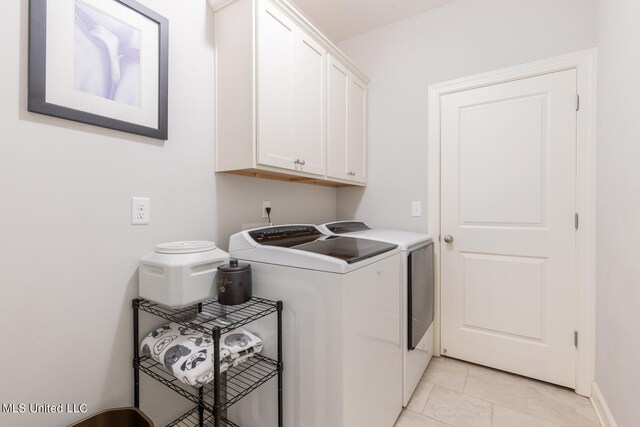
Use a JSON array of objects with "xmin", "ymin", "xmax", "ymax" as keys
[{"xmin": 28, "ymin": 0, "xmax": 169, "ymax": 140}]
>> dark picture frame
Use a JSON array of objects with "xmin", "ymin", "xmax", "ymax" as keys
[{"xmin": 28, "ymin": 0, "xmax": 169, "ymax": 140}]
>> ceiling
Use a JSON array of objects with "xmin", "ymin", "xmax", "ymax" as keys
[{"xmin": 291, "ymin": 0, "xmax": 456, "ymax": 42}]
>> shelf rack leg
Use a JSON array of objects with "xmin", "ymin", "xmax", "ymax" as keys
[
  {"xmin": 219, "ymin": 304, "xmax": 228, "ymax": 421},
  {"xmin": 198, "ymin": 387, "xmax": 204, "ymax": 427},
  {"xmin": 221, "ymin": 372, "xmax": 228, "ymax": 420},
  {"xmin": 133, "ymin": 299, "xmax": 140, "ymax": 408},
  {"xmin": 277, "ymin": 300, "xmax": 283, "ymax": 427},
  {"xmin": 197, "ymin": 302, "xmax": 205, "ymax": 427},
  {"xmin": 213, "ymin": 327, "xmax": 222, "ymax": 427}
]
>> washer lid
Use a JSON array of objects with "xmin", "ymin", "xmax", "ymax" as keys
[
  {"xmin": 292, "ymin": 236, "xmax": 398, "ymax": 264},
  {"xmin": 155, "ymin": 241, "xmax": 217, "ymax": 254}
]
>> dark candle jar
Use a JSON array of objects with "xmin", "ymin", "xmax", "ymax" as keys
[{"xmin": 216, "ymin": 259, "xmax": 252, "ymax": 305}]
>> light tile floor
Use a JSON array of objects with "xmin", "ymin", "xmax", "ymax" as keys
[{"xmin": 395, "ymin": 357, "xmax": 601, "ymax": 427}]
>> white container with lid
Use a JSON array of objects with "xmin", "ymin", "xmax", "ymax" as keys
[{"xmin": 139, "ymin": 241, "xmax": 229, "ymax": 308}]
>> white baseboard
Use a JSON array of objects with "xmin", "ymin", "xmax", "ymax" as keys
[{"xmin": 591, "ymin": 382, "xmax": 618, "ymax": 427}]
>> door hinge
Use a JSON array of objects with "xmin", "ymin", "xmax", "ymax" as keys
[
  {"xmin": 574, "ymin": 331, "xmax": 579, "ymax": 347},
  {"xmin": 575, "ymin": 213, "xmax": 579, "ymax": 230},
  {"xmin": 576, "ymin": 94, "xmax": 580, "ymax": 111}
]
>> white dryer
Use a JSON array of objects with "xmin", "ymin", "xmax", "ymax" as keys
[
  {"xmin": 228, "ymin": 225, "xmax": 403, "ymax": 427},
  {"xmin": 319, "ymin": 221, "xmax": 434, "ymax": 407}
]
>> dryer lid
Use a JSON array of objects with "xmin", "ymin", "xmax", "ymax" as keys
[{"xmin": 324, "ymin": 221, "xmax": 371, "ymax": 234}]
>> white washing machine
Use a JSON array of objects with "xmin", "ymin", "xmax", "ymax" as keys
[
  {"xmin": 228, "ymin": 225, "xmax": 403, "ymax": 427},
  {"xmin": 319, "ymin": 221, "xmax": 434, "ymax": 407}
]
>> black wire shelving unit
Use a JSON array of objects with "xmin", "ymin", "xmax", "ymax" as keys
[
  {"xmin": 133, "ymin": 297, "xmax": 283, "ymax": 427},
  {"xmin": 165, "ymin": 407, "xmax": 239, "ymax": 427}
]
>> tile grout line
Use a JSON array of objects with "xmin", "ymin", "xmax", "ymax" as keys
[
  {"xmin": 462, "ymin": 365, "xmax": 469, "ymax": 391},
  {"xmin": 425, "ymin": 414, "xmax": 454, "ymax": 427},
  {"xmin": 466, "ymin": 384, "xmax": 598, "ymax": 426},
  {"xmin": 419, "ymin": 374, "xmax": 433, "ymax": 413},
  {"xmin": 426, "ymin": 358, "xmax": 598, "ymax": 427},
  {"xmin": 456, "ymin": 371, "xmax": 553, "ymax": 424},
  {"xmin": 422, "ymin": 383, "xmax": 436, "ymax": 414}
]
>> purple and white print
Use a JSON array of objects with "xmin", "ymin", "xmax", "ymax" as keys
[{"xmin": 74, "ymin": 1, "xmax": 141, "ymax": 107}]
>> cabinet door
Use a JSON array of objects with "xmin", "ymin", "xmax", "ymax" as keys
[
  {"xmin": 327, "ymin": 57, "xmax": 368, "ymax": 184},
  {"xmin": 326, "ymin": 56, "xmax": 349, "ymax": 180},
  {"xmin": 257, "ymin": 1, "xmax": 297, "ymax": 170},
  {"xmin": 348, "ymin": 76, "xmax": 367, "ymax": 183},
  {"xmin": 293, "ymin": 33, "xmax": 326, "ymax": 176}
]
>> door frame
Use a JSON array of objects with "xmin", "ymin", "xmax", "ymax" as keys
[{"xmin": 427, "ymin": 49, "xmax": 597, "ymax": 396}]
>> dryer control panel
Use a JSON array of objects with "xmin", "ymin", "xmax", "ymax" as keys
[{"xmin": 324, "ymin": 221, "xmax": 372, "ymax": 234}]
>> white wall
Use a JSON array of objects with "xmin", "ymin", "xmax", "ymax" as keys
[
  {"xmin": 336, "ymin": 0, "xmax": 596, "ymax": 232},
  {"xmin": 595, "ymin": 1, "xmax": 640, "ymax": 426},
  {"xmin": 0, "ymin": 1, "xmax": 336, "ymax": 426}
]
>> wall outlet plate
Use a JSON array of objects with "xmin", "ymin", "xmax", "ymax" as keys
[
  {"xmin": 411, "ymin": 201, "xmax": 422, "ymax": 217},
  {"xmin": 132, "ymin": 197, "xmax": 150, "ymax": 225}
]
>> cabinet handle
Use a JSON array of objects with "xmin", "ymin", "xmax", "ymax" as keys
[
  {"xmin": 348, "ymin": 171, "xmax": 355, "ymax": 176},
  {"xmin": 294, "ymin": 159, "xmax": 300, "ymax": 165}
]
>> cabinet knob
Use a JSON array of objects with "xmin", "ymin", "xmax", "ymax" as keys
[
  {"xmin": 294, "ymin": 159, "xmax": 300, "ymax": 165},
  {"xmin": 348, "ymin": 171, "xmax": 355, "ymax": 176},
  {"xmin": 301, "ymin": 160, "xmax": 306, "ymax": 166}
]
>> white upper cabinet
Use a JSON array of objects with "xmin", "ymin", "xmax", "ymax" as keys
[
  {"xmin": 258, "ymin": 8, "xmax": 326, "ymax": 175},
  {"xmin": 212, "ymin": 0, "xmax": 368, "ymax": 186},
  {"xmin": 327, "ymin": 57, "xmax": 349, "ymax": 180},
  {"xmin": 327, "ymin": 55, "xmax": 367, "ymax": 184},
  {"xmin": 292, "ymin": 33, "xmax": 326, "ymax": 176},
  {"xmin": 257, "ymin": 3, "xmax": 297, "ymax": 171},
  {"xmin": 348, "ymin": 77, "xmax": 367, "ymax": 183}
]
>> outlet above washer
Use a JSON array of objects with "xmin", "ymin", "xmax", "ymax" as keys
[{"xmin": 132, "ymin": 197, "xmax": 150, "ymax": 225}]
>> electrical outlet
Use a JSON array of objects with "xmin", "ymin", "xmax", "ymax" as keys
[
  {"xmin": 132, "ymin": 197, "xmax": 150, "ymax": 225},
  {"xmin": 411, "ymin": 201, "xmax": 422, "ymax": 217},
  {"xmin": 262, "ymin": 201, "xmax": 272, "ymax": 219}
]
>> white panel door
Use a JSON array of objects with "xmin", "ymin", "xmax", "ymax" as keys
[
  {"xmin": 440, "ymin": 69, "xmax": 578, "ymax": 388},
  {"xmin": 293, "ymin": 33, "xmax": 326, "ymax": 176},
  {"xmin": 347, "ymin": 77, "xmax": 367, "ymax": 183},
  {"xmin": 257, "ymin": 1, "xmax": 296, "ymax": 170},
  {"xmin": 326, "ymin": 56, "xmax": 350, "ymax": 180}
]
